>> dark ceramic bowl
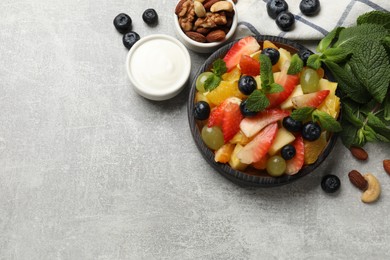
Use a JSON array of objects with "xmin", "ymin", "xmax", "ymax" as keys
[{"xmin": 187, "ymin": 35, "xmax": 339, "ymax": 187}]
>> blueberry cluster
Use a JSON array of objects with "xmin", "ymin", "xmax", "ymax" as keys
[
  {"xmin": 113, "ymin": 9, "xmax": 159, "ymax": 49},
  {"xmin": 266, "ymin": 0, "xmax": 320, "ymax": 31}
]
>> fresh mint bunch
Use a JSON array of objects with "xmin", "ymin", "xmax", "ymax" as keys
[
  {"xmin": 307, "ymin": 10, "xmax": 390, "ymax": 148},
  {"xmin": 204, "ymin": 58, "xmax": 227, "ymax": 92}
]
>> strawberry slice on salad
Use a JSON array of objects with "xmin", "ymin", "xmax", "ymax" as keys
[
  {"xmin": 239, "ymin": 55, "xmax": 260, "ymax": 76},
  {"xmin": 240, "ymin": 108, "xmax": 290, "ymax": 138},
  {"xmin": 285, "ymin": 135, "xmax": 305, "ymax": 175},
  {"xmin": 267, "ymin": 71, "xmax": 299, "ymax": 108},
  {"xmin": 292, "ymin": 90, "xmax": 330, "ymax": 108},
  {"xmin": 208, "ymin": 97, "xmax": 243, "ymax": 143},
  {"xmin": 223, "ymin": 36, "xmax": 261, "ymax": 72},
  {"xmin": 237, "ymin": 122, "xmax": 278, "ymax": 164}
]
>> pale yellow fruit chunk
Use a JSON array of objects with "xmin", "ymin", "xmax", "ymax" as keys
[
  {"xmin": 229, "ymin": 131, "xmax": 251, "ymax": 146},
  {"xmin": 228, "ymin": 144, "xmax": 249, "ymax": 171},
  {"xmin": 268, "ymin": 127, "xmax": 296, "ymax": 155},
  {"xmin": 280, "ymin": 85, "xmax": 304, "ymax": 110},
  {"xmin": 276, "ymin": 48, "xmax": 292, "ymax": 71},
  {"xmin": 215, "ymin": 143, "xmax": 235, "ymax": 163}
]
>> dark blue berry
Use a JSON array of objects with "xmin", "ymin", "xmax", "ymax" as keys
[
  {"xmin": 300, "ymin": 0, "xmax": 321, "ymax": 16},
  {"xmin": 267, "ymin": 0, "xmax": 289, "ymax": 19},
  {"xmin": 281, "ymin": 144, "xmax": 296, "ymax": 160},
  {"xmin": 302, "ymin": 121, "xmax": 321, "ymax": 141},
  {"xmin": 123, "ymin": 31, "xmax": 140, "ymax": 49},
  {"xmin": 114, "ymin": 13, "xmax": 132, "ymax": 33},
  {"xmin": 238, "ymin": 75, "xmax": 257, "ymax": 95},
  {"xmin": 298, "ymin": 50, "xmax": 312, "ymax": 66},
  {"xmin": 276, "ymin": 11, "xmax": 295, "ymax": 31},
  {"xmin": 194, "ymin": 101, "xmax": 210, "ymax": 120},
  {"xmin": 240, "ymin": 100, "xmax": 257, "ymax": 117},
  {"xmin": 262, "ymin": 48, "xmax": 280, "ymax": 65},
  {"xmin": 282, "ymin": 116, "xmax": 303, "ymax": 133},
  {"xmin": 142, "ymin": 8, "xmax": 158, "ymax": 25},
  {"xmin": 321, "ymin": 174, "xmax": 341, "ymax": 193}
]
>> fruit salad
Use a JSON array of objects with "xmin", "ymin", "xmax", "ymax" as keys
[{"xmin": 193, "ymin": 36, "xmax": 341, "ymax": 177}]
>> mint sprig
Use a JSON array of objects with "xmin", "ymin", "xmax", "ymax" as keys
[
  {"xmin": 291, "ymin": 107, "xmax": 342, "ymax": 133},
  {"xmin": 204, "ymin": 58, "xmax": 227, "ymax": 92},
  {"xmin": 287, "ymin": 54, "xmax": 304, "ymax": 75}
]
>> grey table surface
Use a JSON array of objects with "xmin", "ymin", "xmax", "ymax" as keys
[{"xmin": 1, "ymin": 0, "xmax": 389, "ymax": 259}]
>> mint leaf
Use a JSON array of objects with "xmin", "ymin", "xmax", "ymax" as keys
[
  {"xmin": 367, "ymin": 112, "xmax": 390, "ymax": 140},
  {"xmin": 266, "ymin": 83, "xmax": 284, "ymax": 94},
  {"xmin": 287, "ymin": 54, "xmax": 304, "ymax": 75},
  {"xmin": 307, "ymin": 54, "xmax": 322, "ymax": 70},
  {"xmin": 342, "ymin": 101, "xmax": 364, "ymax": 127},
  {"xmin": 384, "ymin": 94, "xmax": 390, "ymax": 121},
  {"xmin": 349, "ymin": 40, "xmax": 390, "ymax": 103},
  {"xmin": 316, "ymin": 27, "xmax": 344, "ymax": 52},
  {"xmin": 260, "ymin": 54, "xmax": 274, "ymax": 86},
  {"xmin": 211, "ymin": 58, "xmax": 227, "ymax": 77},
  {"xmin": 312, "ymin": 110, "xmax": 342, "ymax": 132},
  {"xmin": 362, "ymin": 125, "xmax": 379, "ymax": 142},
  {"xmin": 340, "ymin": 121, "xmax": 359, "ymax": 148},
  {"xmin": 246, "ymin": 90, "xmax": 270, "ymax": 112},
  {"xmin": 357, "ymin": 11, "xmax": 390, "ymax": 26},
  {"xmin": 290, "ymin": 107, "xmax": 315, "ymax": 121},
  {"xmin": 322, "ymin": 47, "xmax": 351, "ymax": 63},
  {"xmin": 204, "ymin": 74, "xmax": 221, "ymax": 92}
]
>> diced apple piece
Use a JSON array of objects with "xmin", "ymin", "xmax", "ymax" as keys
[
  {"xmin": 268, "ymin": 127, "xmax": 296, "ymax": 155},
  {"xmin": 280, "ymin": 85, "xmax": 303, "ymax": 110},
  {"xmin": 228, "ymin": 144, "xmax": 249, "ymax": 171},
  {"xmin": 276, "ymin": 48, "xmax": 291, "ymax": 71}
]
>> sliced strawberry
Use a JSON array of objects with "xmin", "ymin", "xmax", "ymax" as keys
[
  {"xmin": 222, "ymin": 102, "xmax": 243, "ymax": 142},
  {"xmin": 285, "ymin": 135, "xmax": 305, "ymax": 175},
  {"xmin": 208, "ymin": 100, "xmax": 228, "ymax": 127},
  {"xmin": 223, "ymin": 36, "xmax": 260, "ymax": 71},
  {"xmin": 240, "ymin": 109, "xmax": 290, "ymax": 138},
  {"xmin": 239, "ymin": 55, "xmax": 260, "ymax": 76},
  {"xmin": 267, "ymin": 71, "xmax": 299, "ymax": 108},
  {"xmin": 291, "ymin": 90, "xmax": 330, "ymax": 108},
  {"xmin": 237, "ymin": 123, "xmax": 278, "ymax": 164}
]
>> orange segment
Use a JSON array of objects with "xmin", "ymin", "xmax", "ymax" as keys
[
  {"xmin": 304, "ymin": 132, "xmax": 327, "ymax": 164},
  {"xmin": 263, "ymin": 40, "xmax": 279, "ymax": 50},
  {"xmin": 222, "ymin": 66, "xmax": 241, "ymax": 82},
  {"xmin": 229, "ymin": 131, "xmax": 251, "ymax": 145},
  {"xmin": 206, "ymin": 80, "xmax": 245, "ymax": 106}
]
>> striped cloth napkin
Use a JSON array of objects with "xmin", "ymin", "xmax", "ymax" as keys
[{"xmin": 235, "ymin": 0, "xmax": 390, "ymax": 40}]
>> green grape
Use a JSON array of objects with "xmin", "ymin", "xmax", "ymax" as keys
[
  {"xmin": 196, "ymin": 72, "xmax": 214, "ymax": 93},
  {"xmin": 201, "ymin": 125, "xmax": 224, "ymax": 150},
  {"xmin": 300, "ymin": 68, "xmax": 320, "ymax": 94},
  {"xmin": 266, "ymin": 155, "xmax": 286, "ymax": 177}
]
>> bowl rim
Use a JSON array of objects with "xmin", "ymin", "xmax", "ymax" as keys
[
  {"xmin": 173, "ymin": 0, "xmax": 238, "ymax": 48},
  {"xmin": 187, "ymin": 35, "xmax": 339, "ymax": 187}
]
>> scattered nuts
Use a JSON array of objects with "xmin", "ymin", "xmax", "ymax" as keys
[
  {"xmin": 206, "ymin": 29, "xmax": 226, "ymax": 42},
  {"xmin": 348, "ymin": 170, "xmax": 368, "ymax": 191},
  {"xmin": 210, "ymin": 1, "xmax": 234, "ymax": 12},
  {"xmin": 185, "ymin": 31, "xmax": 207, "ymax": 42},
  {"xmin": 361, "ymin": 173, "xmax": 381, "ymax": 203},
  {"xmin": 349, "ymin": 146, "xmax": 368, "ymax": 161},
  {"xmin": 194, "ymin": 1, "xmax": 207, "ymax": 17},
  {"xmin": 383, "ymin": 160, "xmax": 390, "ymax": 176}
]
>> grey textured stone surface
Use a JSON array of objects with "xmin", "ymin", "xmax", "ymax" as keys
[{"xmin": 0, "ymin": 0, "xmax": 389, "ymax": 259}]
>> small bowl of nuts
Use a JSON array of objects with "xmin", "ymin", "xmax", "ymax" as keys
[{"xmin": 174, "ymin": 0, "xmax": 238, "ymax": 53}]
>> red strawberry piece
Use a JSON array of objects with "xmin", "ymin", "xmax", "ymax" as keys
[
  {"xmin": 223, "ymin": 36, "xmax": 261, "ymax": 72},
  {"xmin": 222, "ymin": 101, "xmax": 243, "ymax": 142},
  {"xmin": 237, "ymin": 122, "xmax": 278, "ymax": 164},
  {"xmin": 285, "ymin": 135, "xmax": 305, "ymax": 175},
  {"xmin": 240, "ymin": 108, "xmax": 290, "ymax": 138},
  {"xmin": 267, "ymin": 71, "xmax": 299, "ymax": 108},
  {"xmin": 208, "ymin": 100, "xmax": 228, "ymax": 127},
  {"xmin": 239, "ymin": 55, "xmax": 260, "ymax": 76},
  {"xmin": 291, "ymin": 90, "xmax": 330, "ymax": 108}
]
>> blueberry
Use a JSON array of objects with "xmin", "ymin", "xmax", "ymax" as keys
[
  {"xmin": 298, "ymin": 50, "xmax": 312, "ymax": 66},
  {"xmin": 122, "ymin": 31, "xmax": 140, "ymax": 49},
  {"xmin": 276, "ymin": 11, "xmax": 295, "ymax": 31},
  {"xmin": 142, "ymin": 8, "xmax": 158, "ymax": 25},
  {"xmin": 302, "ymin": 121, "xmax": 321, "ymax": 141},
  {"xmin": 240, "ymin": 100, "xmax": 258, "ymax": 117},
  {"xmin": 113, "ymin": 13, "xmax": 132, "ymax": 33},
  {"xmin": 267, "ymin": 0, "xmax": 289, "ymax": 19},
  {"xmin": 321, "ymin": 174, "xmax": 341, "ymax": 193},
  {"xmin": 282, "ymin": 116, "xmax": 303, "ymax": 133},
  {"xmin": 262, "ymin": 48, "xmax": 280, "ymax": 65},
  {"xmin": 300, "ymin": 0, "xmax": 321, "ymax": 16},
  {"xmin": 194, "ymin": 101, "xmax": 210, "ymax": 120},
  {"xmin": 281, "ymin": 144, "xmax": 296, "ymax": 160},
  {"xmin": 238, "ymin": 75, "xmax": 257, "ymax": 95}
]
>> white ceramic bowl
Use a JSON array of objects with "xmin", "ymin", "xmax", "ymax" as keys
[
  {"xmin": 126, "ymin": 34, "xmax": 191, "ymax": 101},
  {"xmin": 173, "ymin": 0, "xmax": 238, "ymax": 53}
]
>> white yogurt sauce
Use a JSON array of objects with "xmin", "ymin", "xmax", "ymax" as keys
[{"xmin": 128, "ymin": 35, "xmax": 190, "ymax": 97}]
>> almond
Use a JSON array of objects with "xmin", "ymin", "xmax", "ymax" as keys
[
  {"xmin": 349, "ymin": 146, "xmax": 368, "ymax": 161},
  {"xmin": 175, "ymin": 0, "xmax": 187, "ymax": 15},
  {"xmin": 196, "ymin": 27, "xmax": 211, "ymax": 35},
  {"xmin": 383, "ymin": 160, "xmax": 390, "ymax": 176},
  {"xmin": 206, "ymin": 29, "xmax": 226, "ymax": 42},
  {"xmin": 348, "ymin": 170, "xmax": 368, "ymax": 191},
  {"xmin": 203, "ymin": 0, "xmax": 220, "ymax": 10},
  {"xmin": 185, "ymin": 31, "xmax": 207, "ymax": 43}
]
